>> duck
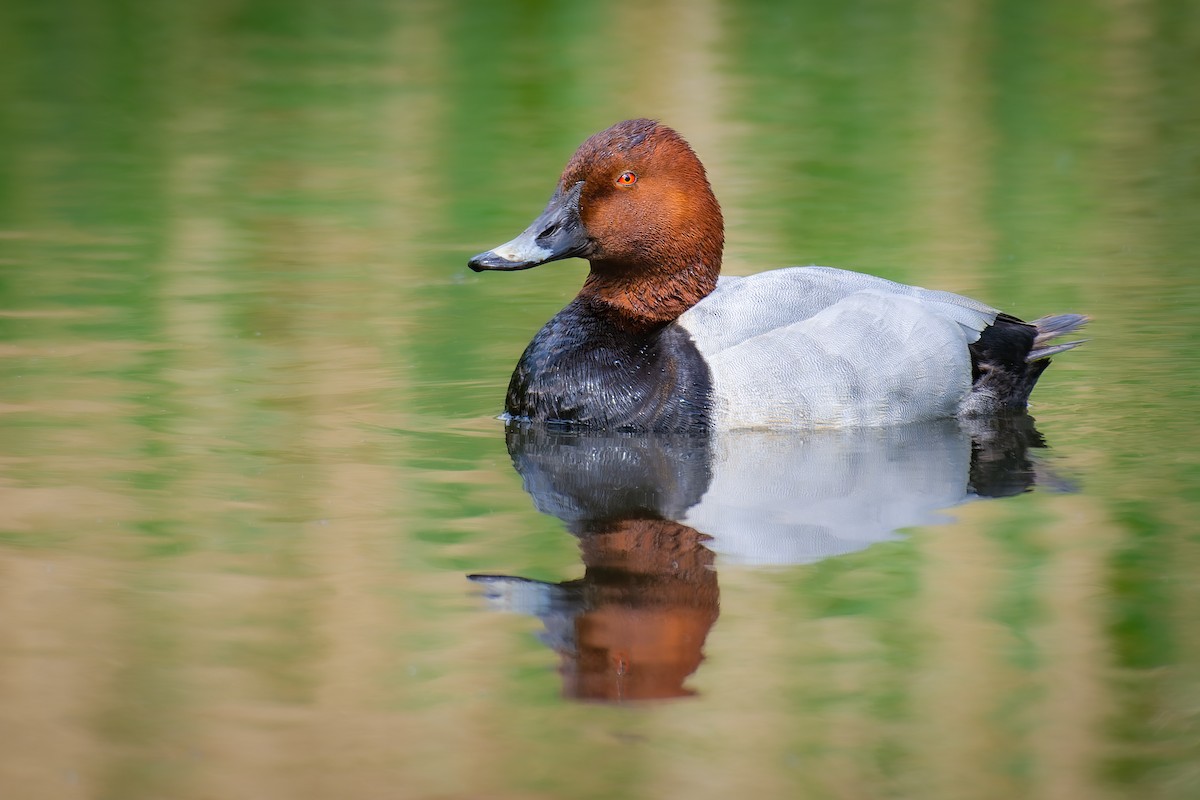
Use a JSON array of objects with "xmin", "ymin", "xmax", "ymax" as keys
[{"xmin": 468, "ymin": 118, "xmax": 1087, "ymax": 432}]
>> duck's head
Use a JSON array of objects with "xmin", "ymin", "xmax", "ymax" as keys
[{"xmin": 469, "ymin": 119, "xmax": 724, "ymax": 326}]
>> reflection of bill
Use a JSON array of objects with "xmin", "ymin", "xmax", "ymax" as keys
[
  {"xmin": 474, "ymin": 520, "xmax": 716, "ymax": 703},
  {"xmin": 471, "ymin": 414, "xmax": 1059, "ymax": 703}
]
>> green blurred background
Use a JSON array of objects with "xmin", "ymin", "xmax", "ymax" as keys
[{"xmin": 1, "ymin": 0, "xmax": 1197, "ymax": 798}]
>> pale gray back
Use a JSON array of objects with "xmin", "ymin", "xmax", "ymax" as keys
[{"xmin": 677, "ymin": 267, "xmax": 1000, "ymax": 428}]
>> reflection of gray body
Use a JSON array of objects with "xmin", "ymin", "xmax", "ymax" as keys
[
  {"xmin": 686, "ymin": 422, "xmax": 971, "ymax": 564},
  {"xmin": 507, "ymin": 416, "xmax": 1045, "ymax": 566}
]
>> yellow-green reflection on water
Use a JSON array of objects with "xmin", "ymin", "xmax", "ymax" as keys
[{"xmin": 1, "ymin": 0, "xmax": 1198, "ymax": 798}]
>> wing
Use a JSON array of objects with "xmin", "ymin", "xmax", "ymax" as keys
[
  {"xmin": 681, "ymin": 267, "xmax": 998, "ymax": 352},
  {"xmin": 679, "ymin": 268, "xmax": 1000, "ymax": 428}
]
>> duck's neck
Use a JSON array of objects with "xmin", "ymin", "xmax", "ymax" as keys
[{"xmin": 577, "ymin": 257, "xmax": 720, "ymax": 331}]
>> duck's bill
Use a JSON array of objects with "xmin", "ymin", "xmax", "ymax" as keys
[{"xmin": 469, "ymin": 181, "xmax": 588, "ymax": 272}]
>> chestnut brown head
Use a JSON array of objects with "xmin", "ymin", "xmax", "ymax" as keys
[{"xmin": 469, "ymin": 119, "xmax": 724, "ymax": 324}]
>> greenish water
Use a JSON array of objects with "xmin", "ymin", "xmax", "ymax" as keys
[{"xmin": 1, "ymin": 1, "xmax": 1198, "ymax": 798}]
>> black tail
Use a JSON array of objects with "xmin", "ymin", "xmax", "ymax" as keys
[
  {"xmin": 964, "ymin": 312, "xmax": 1088, "ymax": 413},
  {"xmin": 1027, "ymin": 313, "xmax": 1089, "ymax": 361}
]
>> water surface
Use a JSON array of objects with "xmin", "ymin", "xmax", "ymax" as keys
[{"xmin": 1, "ymin": 1, "xmax": 1198, "ymax": 799}]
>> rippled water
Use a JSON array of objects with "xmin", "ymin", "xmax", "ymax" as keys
[{"xmin": 2, "ymin": 1, "xmax": 1198, "ymax": 798}]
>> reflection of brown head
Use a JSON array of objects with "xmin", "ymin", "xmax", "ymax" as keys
[{"xmin": 562, "ymin": 519, "xmax": 719, "ymax": 702}]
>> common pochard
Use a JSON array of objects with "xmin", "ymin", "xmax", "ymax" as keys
[{"xmin": 469, "ymin": 119, "xmax": 1086, "ymax": 432}]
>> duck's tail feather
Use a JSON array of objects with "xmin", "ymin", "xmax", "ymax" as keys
[
  {"xmin": 964, "ymin": 312, "xmax": 1089, "ymax": 414},
  {"xmin": 1027, "ymin": 313, "xmax": 1089, "ymax": 362}
]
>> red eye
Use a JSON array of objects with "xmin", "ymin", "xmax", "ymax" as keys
[{"xmin": 616, "ymin": 171, "xmax": 637, "ymax": 186}]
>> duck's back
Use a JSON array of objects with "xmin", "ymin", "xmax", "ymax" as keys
[{"xmin": 677, "ymin": 267, "xmax": 1000, "ymax": 428}]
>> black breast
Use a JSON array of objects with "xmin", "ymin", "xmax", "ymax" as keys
[{"xmin": 504, "ymin": 299, "xmax": 713, "ymax": 433}]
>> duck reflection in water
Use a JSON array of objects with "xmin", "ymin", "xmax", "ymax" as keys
[{"xmin": 470, "ymin": 415, "xmax": 1056, "ymax": 703}]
